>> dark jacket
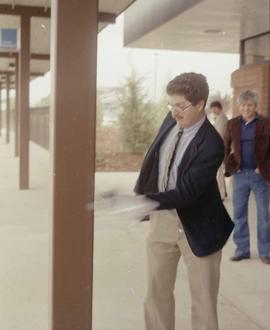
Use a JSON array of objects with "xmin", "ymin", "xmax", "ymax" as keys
[
  {"xmin": 224, "ymin": 114, "xmax": 270, "ymax": 183},
  {"xmin": 135, "ymin": 113, "xmax": 234, "ymax": 257}
]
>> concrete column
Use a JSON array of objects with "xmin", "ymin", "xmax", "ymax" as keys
[
  {"xmin": 19, "ymin": 14, "xmax": 30, "ymax": 189},
  {"xmin": 6, "ymin": 73, "xmax": 10, "ymax": 144},
  {"xmin": 15, "ymin": 55, "xmax": 19, "ymax": 156},
  {"xmin": 50, "ymin": 1, "xmax": 97, "ymax": 329}
]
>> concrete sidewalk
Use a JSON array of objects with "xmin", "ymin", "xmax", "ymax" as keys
[{"xmin": 0, "ymin": 135, "xmax": 269, "ymax": 330}]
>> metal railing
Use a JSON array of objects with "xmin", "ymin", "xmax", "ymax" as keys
[
  {"xmin": 30, "ymin": 107, "xmax": 49, "ymax": 150},
  {"xmin": 0, "ymin": 107, "xmax": 49, "ymax": 149}
]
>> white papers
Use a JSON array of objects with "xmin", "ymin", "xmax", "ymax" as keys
[{"xmin": 87, "ymin": 189, "xmax": 159, "ymax": 221}]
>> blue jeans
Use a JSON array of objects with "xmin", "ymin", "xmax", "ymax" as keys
[{"xmin": 233, "ymin": 169, "xmax": 270, "ymax": 257}]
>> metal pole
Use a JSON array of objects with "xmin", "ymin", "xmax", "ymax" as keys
[
  {"xmin": 6, "ymin": 73, "xmax": 10, "ymax": 144},
  {"xmin": 15, "ymin": 55, "xmax": 19, "ymax": 156},
  {"xmin": 19, "ymin": 14, "xmax": 30, "ymax": 189}
]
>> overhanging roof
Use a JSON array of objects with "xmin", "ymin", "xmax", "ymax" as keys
[
  {"xmin": 0, "ymin": 0, "xmax": 137, "ymax": 84},
  {"xmin": 124, "ymin": 0, "xmax": 270, "ymax": 54}
]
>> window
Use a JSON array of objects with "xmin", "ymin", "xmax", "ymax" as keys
[{"xmin": 241, "ymin": 32, "xmax": 270, "ymax": 65}]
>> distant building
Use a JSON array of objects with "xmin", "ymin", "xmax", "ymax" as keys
[{"xmin": 98, "ymin": 87, "xmax": 123, "ymax": 125}]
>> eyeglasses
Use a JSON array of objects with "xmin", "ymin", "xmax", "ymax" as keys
[{"xmin": 167, "ymin": 102, "xmax": 193, "ymax": 113}]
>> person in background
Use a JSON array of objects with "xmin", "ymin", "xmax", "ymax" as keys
[
  {"xmin": 224, "ymin": 90, "xmax": 270, "ymax": 264},
  {"xmin": 210, "ymin": 101, "xmax": 228, "ymax": 200},
  {"xmin": 135, "ymin": 72, "xmax": 234, "ymax": 330}
]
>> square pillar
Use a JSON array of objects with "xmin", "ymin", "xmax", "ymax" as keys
[
  {"xmin": 19, "ymin": 14, "xmax": 30, "ymax": 189},
  {"xmin": 50, "ymin": 1, "xmax": 98, "ymax": 329},
  {"xmin": 6, "ymin": 73, "xmax": 10, "ymax": 144}
]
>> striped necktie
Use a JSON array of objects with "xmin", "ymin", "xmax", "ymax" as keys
[{"xmin": 160, "ymin": 127, "xmax": 184, "ymax": 192}]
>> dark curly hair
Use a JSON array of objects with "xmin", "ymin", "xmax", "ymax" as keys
[
  {"xmin": 210, "ymin": 101, "xmax": 223, "ymax": 109},
  {"xmin": 166, "ymin": 72, "xmax": 209, "ymax": 107}
]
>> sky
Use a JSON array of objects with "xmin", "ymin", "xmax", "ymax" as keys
[
  {"xmin": 97, "ymin": 16, "xmax": 239, "ymax": 100},
  {"xmin": 27, "ymin": 14, "xmax": 240, "ymax": 106}
]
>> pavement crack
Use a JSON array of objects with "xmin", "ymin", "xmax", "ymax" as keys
[{"xmin": 219, "ymin": 292, "xmax": 266, "ymax": 330}]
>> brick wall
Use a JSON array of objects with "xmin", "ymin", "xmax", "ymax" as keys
[
  {"xmin": 231, "ymin": 62, "xmax": 270, "ymax": 117},
  {"xmin": 30, "ymin": 107, "xmax": 49, "ymax": 150}
]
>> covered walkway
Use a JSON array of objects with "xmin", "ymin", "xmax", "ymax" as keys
[{"xmin": 0, "ymin": 136, "xmax": 269, "ymax": 330}]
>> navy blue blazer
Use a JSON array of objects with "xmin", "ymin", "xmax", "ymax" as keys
[{"xmin": 135, "ymin": 113, "xmax": 234, "ymax": 257}]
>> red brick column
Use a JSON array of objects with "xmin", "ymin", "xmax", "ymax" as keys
[{"xmin": 231, "ymin": 62, "xmax": 270, "ymax": 117}]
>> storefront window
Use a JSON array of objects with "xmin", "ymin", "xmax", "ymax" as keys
[{"xmin": 242, "ymin": 32, "xmax": 270, "ymax": 65}]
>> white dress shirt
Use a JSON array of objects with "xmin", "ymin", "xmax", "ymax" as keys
[{"xmin": 158, "ymin": 116, "xmax": 206, "ymax": 191}]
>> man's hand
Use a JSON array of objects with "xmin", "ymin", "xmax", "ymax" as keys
[{"xmin": 254, "ymin": 168, "xmax": 270, "ymax": 186}]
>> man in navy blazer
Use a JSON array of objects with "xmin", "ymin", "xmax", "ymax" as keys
[{"xmin": 135, "ymin": 72, "xmax": 233, "ymax": 330}]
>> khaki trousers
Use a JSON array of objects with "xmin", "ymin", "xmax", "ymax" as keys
[
  {"xmin": 217, "ymin": 163, "xmax": 227, "ymax": 200},
  {"xmin": 144, "ymin": 210, "xmax": 222, "ymax": 330}
]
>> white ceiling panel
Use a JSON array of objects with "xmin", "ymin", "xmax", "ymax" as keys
[
  {"xmin": 0, "ymin": 14, "xmax": 18, "ymax": 28},
  {"xmin": 0, "ymin": 0, "xmax": 135, "ymax": 11},
  {"xmin": 124, "ymin": 0, "xmax": 269, "ymax": 54},
  {"xmin": 30, "ymin": 59, "xmax": 48, "ymax": 73},
  {"xmin": 0, "ymin": 0, "xmax": 137, "ymax": 79},
  {"xmin": 0, "ymin": 56, "xmax": 12, "ymax": 71},
  {"xmin": 0, "ymin": 0, "xmax": 50, "ymax": 7},
  {"xmin": 31, "ymin": 16, "xmax": 50, "ymax": 53},
  {"xmin": 99, "ymin": 0, "xmax": 135, "ymax": 14}
]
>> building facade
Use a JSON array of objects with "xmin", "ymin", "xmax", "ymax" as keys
[{"xmin": 124, "ymin": 0, "xmax": 270, "ymax": 116}]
